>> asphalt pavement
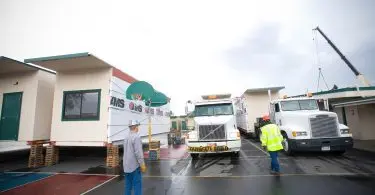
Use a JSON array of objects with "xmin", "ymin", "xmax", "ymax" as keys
[{"xmin": 85, "ymin": 137, "xmax": 375, "ymax": 195}]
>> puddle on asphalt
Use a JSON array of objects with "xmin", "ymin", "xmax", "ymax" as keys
[{"xmin": 81, "ymin": 165, "xmax": 122, "ymax": 175}]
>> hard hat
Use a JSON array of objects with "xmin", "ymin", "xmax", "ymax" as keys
[
  {"xmin": 262, "ymin": 115, "xmax": 270, "ymax": 121},
  {"xmin": 129, "ymin": 120, "xmax": 140, "ymax": 127}
]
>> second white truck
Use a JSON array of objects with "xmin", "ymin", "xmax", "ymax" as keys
[
  {"xmin": 186, "ymin": 94, "xmax": 241, "ymax": 159},
  {"xmin": 235, "ymin": 87, "xmax": 353, "ymax": 155},
  {"xmin": 270, "ymin": 97, "xmax": 353, "ymax": 155}
]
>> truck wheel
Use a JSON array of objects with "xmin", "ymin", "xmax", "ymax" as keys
[
  {"xmin": 255, "ymin": 128, "xmax": 261, "ymax": 142},
  {"xmin": 334, "ymin": 150, "xmax": 345, "ymax": 156},
  {"xmin": 232, "ymin": 151, "xmax": 240, "ymax": 158},
  {"xmin": 191, "ymin": 153, "xmax": 199, "ymax": 159},
  {"xmin": 282, "ymin": 133, "xmax": 294, "ymax": 156}
]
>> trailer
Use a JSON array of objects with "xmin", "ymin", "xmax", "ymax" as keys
[{"xmin": 235, "ymin": 87, "xmax": 284, "ymax": 138}]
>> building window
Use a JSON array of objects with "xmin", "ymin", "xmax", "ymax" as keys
[{"xmin": 62, "ymin": 89, "xmax": 101, "ymax": 121}]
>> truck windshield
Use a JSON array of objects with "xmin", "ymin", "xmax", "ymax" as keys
[
  {"xmin": 281, "ymin": 100, "xmax": 318, "ymax": 111},
  {"xmin": 195, "ymin": 103, "xmax": 234, "ymax": 116}
]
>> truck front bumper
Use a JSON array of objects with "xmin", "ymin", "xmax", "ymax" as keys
[
  {"xmin": 289, "ymin": 137, "xmax": 353, "ymax": 152},
  {"xmin": 187, "ymin": 140, "xmax": 241, "ymax": 154}
]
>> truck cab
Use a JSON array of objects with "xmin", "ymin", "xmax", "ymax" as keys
[
  {"xmin": 186, "ymin": 94, "xmax": 241, "ymax": 159},
  {"xmin": 270, "ymin": 97, "xmax": 353, "ymax": 155}
]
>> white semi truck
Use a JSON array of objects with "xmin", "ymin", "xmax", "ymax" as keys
[
  {"xmin": 186, "ymin": 94, "xmax": 241, "ymax": 159},
  {"xmin": 270, "ymin": 97, "xmax": 353, "ymax": 155}
]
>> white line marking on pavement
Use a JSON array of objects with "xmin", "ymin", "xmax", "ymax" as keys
[
  {"xmin": 5, "ymin": 171, "xmax": 118, "ymax": 177},
  {"xmin": 243, "ymin": 139, "xmax": 268, "ymax": 155},
  {"xmin": 143, "ymin": 172, "xmax": 375, "ymax": 178},
  {"xmin": 239, "ymin": 157, "xmax": 289, "ymax": 160},
  {"xmin": 81, "ymin": 175, "xmax": 119, "ymax": 195}
]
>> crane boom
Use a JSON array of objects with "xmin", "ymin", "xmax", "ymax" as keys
[
  {"xmin": 314, "ymin": 26, "xmax": 360, "ymax": 76},
  {"xmin": 313, "ymin": 26, "xmax": 371, "ymax": 87}
]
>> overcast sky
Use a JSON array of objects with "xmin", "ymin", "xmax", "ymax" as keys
[{"xmin": 1, "ymin": 0, "xmax": 374, "ymax": 115}]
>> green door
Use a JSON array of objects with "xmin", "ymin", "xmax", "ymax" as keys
[
  {"xmin": 0, "ymin": 92, "xmax": 22, "ymax": 140},
  {"xmin": 181, "ymin": 121, "xmax": 187, "ymax": 130},
  {"xmin": 172, "ymin": 121, "xmax": 177, "ymax": 130}
]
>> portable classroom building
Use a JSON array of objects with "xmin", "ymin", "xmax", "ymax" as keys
[
  {"xmin": 0, "ymin": 56, "xmax": 55, "ymax": 142},
  {"xmin": 236, "ymin": 87, "xmax": 284, "ymax": 137},
  {"xmin": 25, "ymin": 53, "xmax": 171, "ymax": 146},
  {"xmin": 170, "ymin": 115, "xmax": 195, "ymax": 131}
]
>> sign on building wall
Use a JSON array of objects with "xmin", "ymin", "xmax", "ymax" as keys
[{"xmin": 108, "ymin": 77, "xmax": 171, "ymax": 143}]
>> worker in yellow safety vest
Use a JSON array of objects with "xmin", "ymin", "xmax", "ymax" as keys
[{"xmin": 260, "ymin": 115, "xmax": 283, "ymax": 175}]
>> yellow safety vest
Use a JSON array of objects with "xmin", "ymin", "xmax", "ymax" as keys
[{"xmin": 260, "ymin": 124, "xmax": 284, "ymax": 152}]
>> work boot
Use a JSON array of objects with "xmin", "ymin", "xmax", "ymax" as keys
[
  {"xmin": 270, "ymin": 170, "xmax": 281, "ymax": 176},
  {"xmin": 272, "ymin": 171, "xmax": 281, "ymax": 176}
]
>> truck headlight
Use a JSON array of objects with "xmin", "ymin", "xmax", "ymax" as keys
[
  {"xmin": 187, "ymin": 133, "xmax": 197, "ymax": 139},
  {"xmin": 229, "ymin": 131, "xmax": 241, "ymax": 139},
  {"xmin": 292, "ymin": 131, "xmax": 307, "ymax": 137},
  {"xmin": 340, "ymin": 129, "xmax": 350, "ymax": 134}
]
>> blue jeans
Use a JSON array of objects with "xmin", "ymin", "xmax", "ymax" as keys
[
  {"xmin": 125, "ymin": 167, "xmax": 142, "ymax": 195},
  {"xmin": 269, "ymin": 151, "xmax": 280, "ymax": 172}
]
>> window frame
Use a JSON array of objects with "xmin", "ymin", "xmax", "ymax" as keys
[
  {"xmin": 194, "ymin": 103, "xmax": 234, "ymax": 117},
  {"xmin": 61, "ymin": 89, "xmax": 101, "ymax": 121}
]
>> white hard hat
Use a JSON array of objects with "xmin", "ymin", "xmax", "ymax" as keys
[{"xmin": 128, "ymin": 120, "xmax": 140, "ymax": 127}]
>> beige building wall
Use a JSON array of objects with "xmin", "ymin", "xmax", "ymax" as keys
[
  {"xmin": 0, "ymin": 71, "xmax": 54, "ymax": 141},
  {"xmin": 346, "ymin": 104, "xmax": 375, "ymax": 140},
  {"xmin": 357, "ymin": 104, "xmax": 375, "ymax": 140},
  {"xmin": 244, "ymin": 91, "xmax": 279, "ymax": 130},
  {"xmin": 33, "ymin": 71, "xmax": 56, "ymax": 140},
  {"xmin": 50, "ymin": 68, "xmax": 112, "ymax": 145},
  {"xmin": 333, "ymin": 107, "xmax": 344, "ymax": 124}
]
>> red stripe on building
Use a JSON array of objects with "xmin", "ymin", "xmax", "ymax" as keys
[
  {"xmin": 2, "ymin": 174, "xmax": 114, "ymax": 195},
  {"xmin": 112, "ymin": 67, "xmax": 138, "ymax": 83}
]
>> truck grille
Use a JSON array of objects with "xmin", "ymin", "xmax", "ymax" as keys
[
  {"xmin": 199, "ymin": 125, "xmax": 226, "ymax": 140},
  {"xmin": 310, "ymin": 115, "xmax": 338, "ymax": 138}
]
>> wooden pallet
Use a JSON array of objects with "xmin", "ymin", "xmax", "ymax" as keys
[
  {"xmin": 149, "ymin": 149, "xmax": 160, "ymax": 160},
  {"xmin": 27, "ymin": 140, "xmax": 50, "ymax": 145},
  {"xmin": 45, "ymin": 146, "xmax": 59, "ymax": 166},
  {"xmin": 28, "ymin": 144, "xmax": 44, "ymax": 168},
  {"xmin": 106, "ymin": 145, "xmax": 120, "ymax": 167},
  {"xmin": 149, "ymin": 140, "xmax": 160, "ymax": 150},
  {"xmin": 107, "ymin": 145, "xmax": 119, "ymax": 156}
]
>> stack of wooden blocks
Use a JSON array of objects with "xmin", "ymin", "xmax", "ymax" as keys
[
  {"xmin": 28, "ymin": 144, "xmax": 44, "ymax": 168},
  {"xmin": 45, "ymin": 145, "xmax": 59, "ymax": 166},
  {"xmin": 106, "ymin": 145, "xmax": 119, "ymax": 168},
  {"xmin": 149, "ymin": 140, "xmax": 161, "ymax": 161}
]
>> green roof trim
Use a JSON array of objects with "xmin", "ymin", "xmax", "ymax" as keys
[
  {"xmin": 290, "ymin": 86, "xmax": 375, "ymax": 98},
  {"xmin": 313, "ymin": 86, "xmax": 375, "ymax": 95},
  {"xmin": 24, "ymin": 52, "xmax": 90, "ymax": 63}
]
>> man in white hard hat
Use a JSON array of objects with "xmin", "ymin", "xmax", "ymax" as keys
[{"xmin": 123, "ymin": 120, "xmax": 147, "ymax": 195}]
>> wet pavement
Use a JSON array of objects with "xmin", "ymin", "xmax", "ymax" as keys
[{"xmin": 1, "ymin": 136, "xmax": 375, "ymax": 194}]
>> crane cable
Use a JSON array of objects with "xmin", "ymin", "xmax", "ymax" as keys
[{"xmin": 313, "ymin": 30, "xmax": 330, "ymax": 91}]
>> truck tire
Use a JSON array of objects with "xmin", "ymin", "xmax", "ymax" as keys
[
  {"xmin": 334, "ymin": 150, "xmax": 345, "ymax": 156},
  {"xmin": 254, "ymin": 128, "xmax": 261, "ymax": 142},
  {"xmin": 282, "ymin": 133, "xmax": 294, "ymax": 156},
  {"xmin": 232, "ymin": 151, "xmax": 240, "ymax": 158},
  {"xmin": 191, "ymin": 153, "xmax": 199, "ymax": 159}
]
